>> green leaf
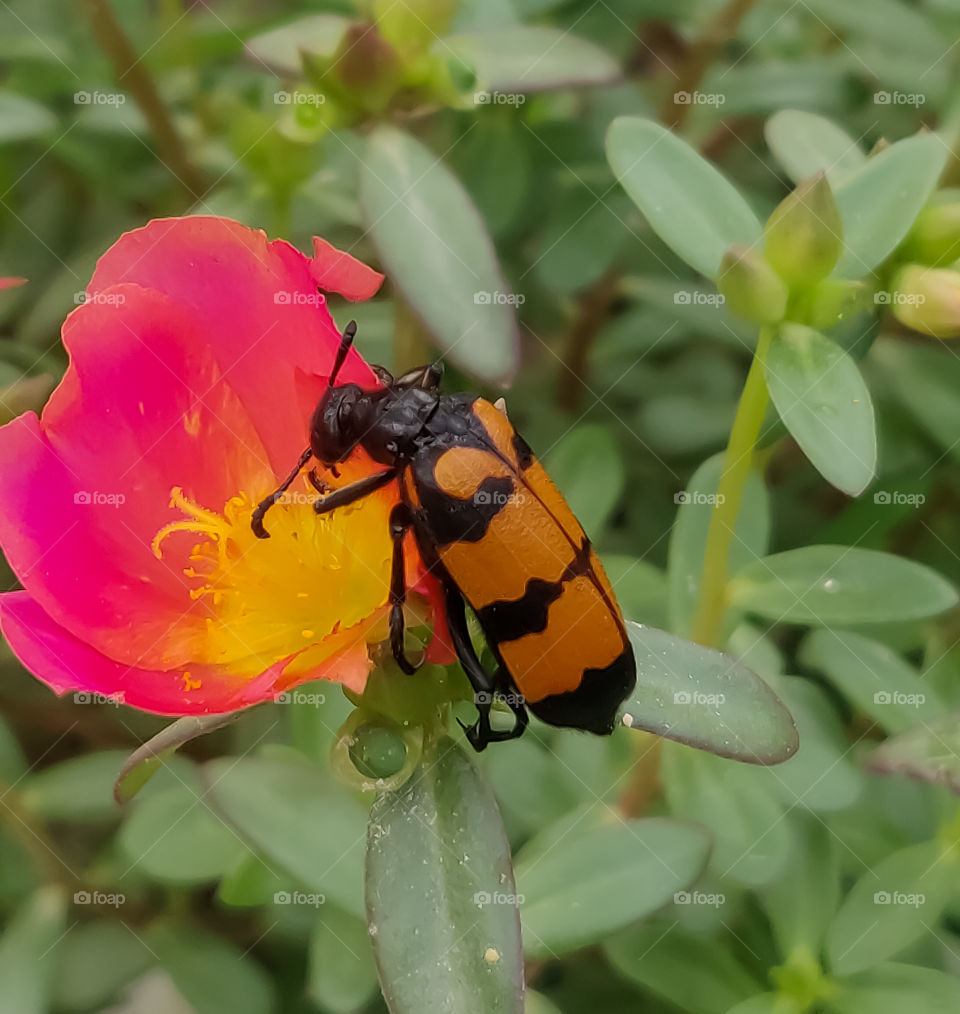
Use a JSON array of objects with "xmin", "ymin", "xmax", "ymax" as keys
[
  {"xmin": 667, "ymin": 452, "xmax": 770, "ymax": 637},
  {"xmin": 799, "ymin": 0, "xmax": 943, "ymax": 58},
  {"xmin": 149, "ymin": 923, "xmax": 274, "ymax": 1014},
  {"xmin": 485, "ymin": 736, "xmax": 583, "ymax": 837},
  {"xmin": 730, "ymin": 546, "xmax": 958, "ymax": 625},
  {"xmin": 872, "ymin": 339, "xmax": 960, "ymax": 463},
  {"xmin": 243, "ymin": 14, "xmax": 351, "ymax": 75},
  {"xmin": 118, "ymin": 784, "xmax": 248, "ymax": 885},
  {"xmin": 662, "ymin": 744, "xmax": 790, "ymax": 887},
  {"xmin": 604, "ymin": 923, "xmax": 760, "ymax": 1014},
  {"xmin": 0, "ymin": 888, "xmax": 67, "ymax": 1014},
  {"xmin": 864, "ymin": 712, "xmax": 960, "ymax": 794},
  {"xmin": 204, "ymin": 756, "xmax": 368, "ymax": 916},
  {"xmin": 826, "ymin": 840, "xmax": 955, "ymax": 974},
  {"xmin": 307, "ymin": 903, "xmax": 379, "ymax": 1014},
  {"xmin": 622, "ymin": 623, "xmax": 798, "ymax": 764},
  {"xmin": 0, "ymin": 91, "xmax": 57, "ymax": 144},
  {"xmin": 444, "ymin": 27, "xmax": 619, "ymax": 93},
  {"xmin": 830, "ymin": 963, "xmax": 960, "ymax": 1014},
  {"xmin": 20, "ymin": 751, "xmax": 133, "ymax": 822},
  {"xmin": 533, "ymin": 189, "xmax": 629, "ymax": 294},
  {"xmin": 601, "ymin": 554, "xmax": 668, "ymax": 629},
  {"xmin": 359, "ymin": 125, "xmax": 519, "ymax": 384},
  {"xmin": 606, "ymin": 117, "xmax": 762, "ymax": 279},
  {"xmin": 764, "ymin": 109, "xmax": 865, "ymax": 187},
  {"xmin": 217, "ymin": 852, "xmax": 287, "ymax": 908},
  {"xmin": 114, "ymin": 713, "xmax": 238, "ymax": 804},
  {"xmin": 544, "ymin": 423, "xmax": 624, "ymax": 540},
  {"xmin": 765, "ymin": 324, "xmax": 876, "ymax": 496},
  {"xmin": 366, "ymin": 738, "xmax": 523, "ymax": 1014},
  {"xmin": 766, "ymin": 678, "xmax": 861, "ymax": 813},
  {"xmin": 833, "ymin": 133, "xmax": 947, "ymax": 278},
  {"xmin": 760, "ymin": 815, "xmax": 840, "ymax": 955},
  {"xmin": 726, "ymin": 996, "xmax": 800, "ymax": 1014},
  {"xmin": 800, "ymin": 629, "xmax": 943, "ymax": 734},
  {"xmin": 52, "ymin": 922, "xmax": 153, "ymax": 1012},
  {"xmin": 516, "ymin": 816, "xmax": 710, "ymax": 957},
  {"xmin": 0, "ymin": 712, "xmax": 27, "ymax": 782}
]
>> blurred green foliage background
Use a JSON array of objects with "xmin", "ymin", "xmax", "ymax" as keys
[{"xmin": 3, "ymin": 1, "xmax": 960, "ymax": 1012}]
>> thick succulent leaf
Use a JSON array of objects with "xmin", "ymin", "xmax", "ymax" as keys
[
  {"xmin": 622, "ymin": 622, "xmax": 798, "ymax": 764},
  {"xmin": 366, "ymin": 739, "xmax": 523, "ymax": 1014}
]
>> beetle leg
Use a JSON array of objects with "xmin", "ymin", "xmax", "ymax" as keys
[
  {"xmin": 311, "ymin": 468, "xmax": 396, "ymax": 516},
  {"xmin": 389, "ymin": 504, "xmax": 419, "ymax": 675},
  {"xmin": 251, "ymin": 447, "xmax": 313, "ymax": 539},
  {"xmin": 442, "ymin": 582, "xmax": 527, "ymax": 751}
]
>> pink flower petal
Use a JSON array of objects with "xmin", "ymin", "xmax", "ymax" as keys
[
  {"xmin": 0, "ymin": 277, "xmax": 27, "ymax": 291},
  {"xmin": 0, "ymin": 591, "xmax": 370, "ymax": 715},
  {"xmin": 309, "ymin": 237, "xmax": 384, "ymax": 300},
  {"xmin": 88, "ymin": 217, "xmax": 380, "ymax": 473},
  {"xmin": 0, "ymin": 285, "xmax": 273, "ymax": 666}
]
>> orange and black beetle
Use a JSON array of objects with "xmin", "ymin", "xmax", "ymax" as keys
[{"xmin": 252, "ymin": 321, "xmax": 636, "ymax": 750}]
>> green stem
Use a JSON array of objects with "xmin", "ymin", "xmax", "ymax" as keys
[
  {"xmin": 660, "ymin": 0, "xmax": 760, "ymax": 128},
  {"xmin": 689, "ymin": 325, "xmax": 773, "ymax": 647},
  {"xmin": 85, "ymin": 0, "xmax": 206, "ymax": 200}
]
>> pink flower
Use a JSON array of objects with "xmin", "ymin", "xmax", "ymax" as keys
[{"xmin": 0, "ymin": 217, "xmax": 450, "ymax": 715}]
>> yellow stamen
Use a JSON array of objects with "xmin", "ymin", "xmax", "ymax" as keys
[{"xmin": 151, "ymin": 476, "xmax": 396, "ymax": 676}]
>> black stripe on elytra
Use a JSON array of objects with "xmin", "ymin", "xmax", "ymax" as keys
[
  {"xmin": 413, "ymin": 462, "xmax": 515, "ymax": 547},
  {"xmin": 476, "ymin": 536, "xmax": 594, "ymax": 646},
  {"xmin": 511, "ymin": 430, "xmax": 534, "ymax": 469},
  {"xmin": 476, "ymin": 577, "xmax": 563, "ymax": 644},
  {"xmin": 528, "ymin": 647, "xmax": 636, "ymax": 735}
]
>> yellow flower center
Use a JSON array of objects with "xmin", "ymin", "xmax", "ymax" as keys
[{"xmin": 151, "ymin": 477, "xmax": 395, "ymax": 677}]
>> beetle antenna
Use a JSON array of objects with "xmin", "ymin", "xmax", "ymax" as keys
[{"xmin": 329, "ymin": 320, "xmax": 357, "ymax": 388}]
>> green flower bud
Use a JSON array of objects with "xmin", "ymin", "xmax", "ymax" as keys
[
  {"xmin": 332, "ymin": 23, "xmax": 404, "ymax": 114},
  {"xmin": 887, "ymin": 264, "xmax": 960, "ymax": 338},
  {"xmin": 331, "ymin": 711, "xmax": 423, "ymax": 792},
  {"xmin": 716, "ymin": 243, "xmax": 789, "ymax": 324},
  {"xmin": 805, "ymin": 279, "xmax": 871, "ymax": 329},
  {"xmin": 764, "ymin": 172, "xmax": 843, "ymax": 286},
  {"xmin": 901, "ymin": 202, "xmax": 960, "ymax": 266},
  {"xmin": 375, "ymin": 0, "xmax": 455, "ymax": 58},
  {"xmin": 349, "ymin": 722, "xmax": 408, "ymax": 779}
]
